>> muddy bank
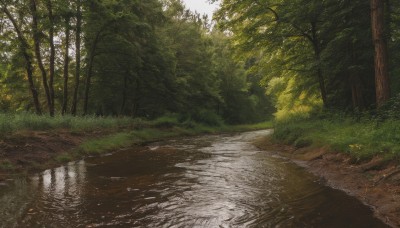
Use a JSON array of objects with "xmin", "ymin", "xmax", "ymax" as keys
[
  {"xmin": 0, "ymin": 124, "xmax": 271, "ymax": 180},
  {"xmin": 254, "ymin": 136, "xmax": 400, "ymax": 228},
  {"xmin": 0, "ymin": 128, "xmax": 173, "ymax": 178},
  {"xmin": 0, "ymin": 130, "xmax": 100, "ymax": 178}
]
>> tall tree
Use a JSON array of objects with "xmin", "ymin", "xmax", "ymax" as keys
[
  {"xmin": 0, "ymin": 1, "xmax": 42, "ymax": 114},
  {"xmin": 62, "ymin": 14, "xmax": 71, "ymax": 115},
  {"xmin": 30, "ymin": 0, "xmax": 53, "ymax": 115},
  {"xmin": 71, "ymin": 0, "xmax": 82, "ymax": 115},
  {"xmin": 45, "ymin": 0, "xmax": 56, "ymax": 116},
  {"xmin": 371, "ymin": 0, "xmax": 391, "ymax": 107}
]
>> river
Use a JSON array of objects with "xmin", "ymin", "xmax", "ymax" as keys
[{"xmin": 0, "ymin": 130, "xmax": 388, "ymax": 227}]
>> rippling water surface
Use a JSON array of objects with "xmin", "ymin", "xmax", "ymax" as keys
[{"xmin": 0, "ymin": 130, "xmax": 388, "ymax": 227}]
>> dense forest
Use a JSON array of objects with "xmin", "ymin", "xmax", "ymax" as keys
[
  {"xmin": 1, "ymin": 0, "xmax": 400, "ymax": 124},
  {"xmin": 0, "ymin": 0, "xmax": 272, "ymax": 124},
  {"xmin": 214, "ymin": 0, "xmax": 400, "ymax": 120}
]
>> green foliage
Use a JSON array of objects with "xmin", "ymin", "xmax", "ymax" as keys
[
  {"xmin": 215, "ymin": 0, "xmax": 399, "ymax": 116},
  {"xmin": 55, "ymin": 153, "xmax": 74, "ymax": 163},
  {"xmin": 77, "ymin": 120, "xmax": 273, "ymax": 156},
  {"xmin": 0, "ymin": 0, "xmax": 271, "ymax": 125},
  {"xmin": 0, "ymin": 159, "xmax": 15, "ymax": 171},
  {"xmin": 190, "ymin": 110, "xmax": 224, "ymax": 126},
  {"xmin": 151, "ymin": 114, "xmax": 180, "ymax": 128},
  {"xmin": 273, "ymin": 114, "xmax": 400, "ymax": 161},
  {"xmin": 79, "ymin": 132, "xmax": 133, "ymax": 155},
  {"xmin": 0, "ymin": 113, "xmax": 139, "ymax": 134},
  {"xmin": 377, "ymin": 94, "xmax": 400, "ymax": 119}
]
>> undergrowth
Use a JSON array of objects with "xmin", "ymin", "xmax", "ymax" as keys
[
  {"xmin": 0, "ymin": 112, "xmax": 273, "ymax": 174},
  {"xmin": 273, "ymin": 113, "xmax": 400, "ymax": 161},
  {"xmin": 77, "ymin": 121, "xmax": 273, "ymax": 156},
  {"xmin": 0, "ymin": 113, "xmax": 139, "ymax": 134}
]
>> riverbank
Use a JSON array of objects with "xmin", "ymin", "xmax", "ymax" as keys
[
  {"xmin": 254, "ymin": 117, "xmax": 400, "ymax": 227},
  {"xmin": 0, "ymin": 114, "xmax": 272, "ymax": 178}
]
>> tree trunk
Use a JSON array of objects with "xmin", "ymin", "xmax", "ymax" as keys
[
  {"xmin": 349, "ymin": 43, "xmax": 365, "ymax": 110},
  {"xmin": 82, "ymin": 22, "xmax": 112, "ymax": 115},
  {"xmin": 317, "ymin": 67, "xmax": 328, "ymax": 107},
  {"xmin": 1, "ymin": 4, "xmax": 42, "ymax": 114},
  {"xmin": 71, "ymin": 0, "xmax": 82, "ymax": 115},
  {"xmin": 120, "ymin": 73, "xmax": 129, "ymax": 115},
  {"xmin": 350, "ymin": 74, "xmax": 365, "ymax": 110},
  {"xmin": 83, "ymin": 57, "xmax": 94, "ymax": 115},
  {"xmin": 46, "ymin": 0, "xmax": 56, "ymax": 116},
  {"xmin": 311, "ymin": 22, "xmax": 328, "ymax": 107},
  {"xmin": 30, "ymin": 0, "xmax": 53, "ymax": 115},
  {"xmin": 371, "ymin": 0, "xmax": 390, "ymax": 107},
  {"xmin": 62, "ymin": 17, "xmax": 71, "ymax": 115}
]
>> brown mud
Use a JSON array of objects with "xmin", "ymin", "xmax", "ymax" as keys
[
  {"xmin": 254, "ymin": 136, "xmax": 400, "ymax": 228},
  {"xmin": 0, "ymin": 129, "xmax": 117, "ymax": 178}
]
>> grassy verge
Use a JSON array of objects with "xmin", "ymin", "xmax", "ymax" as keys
[
  {"xmin": 0, "ymin": 113, "xmax": 141, "ymax": 134},
  {"xmin": 73, "ymin": 120, "xmax": 273, "ymax": 158},
  {"xmin": 273, "ymin": 116, "xmax": 400, "ymax": 161},
  {"xmin": 0, "ymin": 113, "xmax": 272, "ymax": 173}
]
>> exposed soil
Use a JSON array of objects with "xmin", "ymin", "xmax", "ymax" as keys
[
  {"xmin": 254, "ymin": 136, "xmax": 400, "ymax": 228},
  {"xmin": 0, "ymin": 129, "xmax": 117, "ymax": 179}
]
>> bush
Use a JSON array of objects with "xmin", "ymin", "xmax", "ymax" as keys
[
  {"xmin": 191, "ymin": 110, "xmax": 223, "ymax": 126},
  {"xmin": 151, "ymin": 114, "xmax": 180, "ymax": 128}
]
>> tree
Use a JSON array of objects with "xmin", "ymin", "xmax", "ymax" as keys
[
  {"xmin": 61, "ymin": 8, "xmax": 72, "ymax": 115},
  {"xmin": 30, "ymin": 0, "xmax": 53, "ymax": 115},
  {"xmin": 0, "ymin": 0, "xmax": 42, "ymax": 114},
  {"xmin": 71, "ymin": 0, "xmax": 81, "ymax": 115},
  {"xmin": 371, "ymin": 0, "xmax": 391, "ymax": 107}
]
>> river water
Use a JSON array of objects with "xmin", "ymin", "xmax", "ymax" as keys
[{"xmin": 0, "ymin": 130, "xmax": 388, "ymax": 227}]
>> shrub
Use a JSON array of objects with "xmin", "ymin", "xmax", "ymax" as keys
[
  {"xmin": 191, "ymin": 110, "xmax": 223, "ymax": 126},
  {"xmin": 151, "ymin": 114, "xmax": 180, "ymax": 128}
]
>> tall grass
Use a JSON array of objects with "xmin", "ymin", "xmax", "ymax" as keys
[
  {"xmin": 0, "ymin": 113, "xmax": 141, "ymax": 134},
  {"xmin": 273, "ymin": 115, "xmax": 400, "ymax": 161},
  {"xmin": 0, "ymin": 113, "xmax": 273, "ymax": 136}
]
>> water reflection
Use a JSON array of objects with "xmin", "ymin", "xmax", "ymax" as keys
[{"xmin": 0, "ymin": 130, "xmax": 389, "ymax": 227}]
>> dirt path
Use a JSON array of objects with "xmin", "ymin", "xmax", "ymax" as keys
[{"xmin": 254, "ymin": 136, "xmax": 400, "ymax": 228}]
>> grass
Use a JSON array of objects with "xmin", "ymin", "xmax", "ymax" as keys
[
  {"xmin": 0, "ymin": 159, "xmax": 15, "ymax": 171},
  {"xmin": 0, "ymin": 113, "xmax": 140, "ymax": 134},
  {"xmin": 0, "ymin": 112, "xmax": 273, "ymax": 174},
  {"xmin": 79, "ymin": 132, "xmax": 133, "ymax": 155},
  {"xmin": 0, "ymin": 112, "xmax": 273, "ymax": 135},
  {"xmin": 76, "ymin": 121, "xmax": 273, "ymax": 156},
  {"xmin": 273, "ymin": 116, "xmax": 400, "ymax": 161},
  {"xmin": 55, "ymin": 153, "xmax": 75, "ymax": 163}
]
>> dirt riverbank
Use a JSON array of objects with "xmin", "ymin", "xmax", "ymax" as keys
[
  {"xmin": 254, "ymin": 136, "xmax": 400, "ymax": 227},
  {"xmin": 0, "ymin": 130, "xmax": 103, "ymax": 178}
]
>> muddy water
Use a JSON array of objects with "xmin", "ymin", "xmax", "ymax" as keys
[{"xmin": 0, "ymin": 130, "xmax": 388, "ymax": 227}]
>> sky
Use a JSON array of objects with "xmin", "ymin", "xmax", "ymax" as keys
[{"xmin": 181, "ymin": 0, "xmax": 220, "ymax": 20}]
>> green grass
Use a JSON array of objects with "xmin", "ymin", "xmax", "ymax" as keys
[
  {"xmin": 0, "ymin": 159, "xmax": 15, "ymax": 171},
  {"xmin": 0, "ymin": 113, "xmax": 273, "ymax": 171},
  {"xmin": 0, "ymin": 113, "xmax": 140, "ymax": 134},
  {"xmin": 79, "ymin": 132, "xmax": 133, "ymax": 155},
  {"xmin": 55, "ymin": 153, "xmax": 74, "ymax": 163},
  {"xmin": 76, "ymin": 121, "xmax": 273, "ymax": 156},
  {"xmin": 0, "ymin": 112, "xmax": 272, "ymax": 135},
  {"xmin": 273, "ymin": 117, "xmax": 400, "ymax": 161}
]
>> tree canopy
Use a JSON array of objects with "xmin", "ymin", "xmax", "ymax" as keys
[
  {"xmin": 0, "ymin": 0, "xmax": 272, "ymax": 124},
  {"xmin": 214, "ymin": 0, "xmax": 399, "ymax": 119},
  {"xmin": 1, "ymin": 0, "xmax": 398, "ymax": 123}
]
